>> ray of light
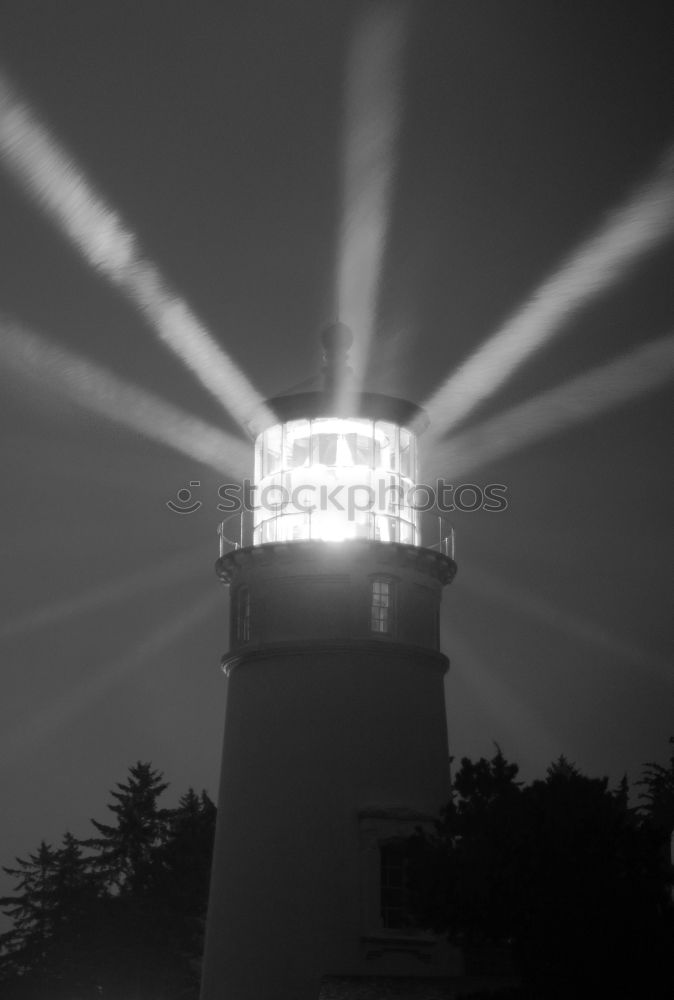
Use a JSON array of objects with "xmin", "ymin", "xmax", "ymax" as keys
[
  {"xmin": 2, "ymin": 590, "xmax": 221, "ymax": 762},
  {"xmin": 460, "ymin": 563, "xmax": 671, "ymax": 684},
  {"xmin": 0, "ymin": 543, "xmax": 213, "ymax": 641},
  {"xmin": 335, "ymin": 1, "xmax": 406, "ymax": 399},
  {"xmin": 445, "ymin": 626, "xmax": 562, "ymax": 768},
  {"xmin": 423, "ymin": 146, "xmax": 674, "ymax": 438},
  {"xmin": 0, "ymin": 316, "xmax": 251, "ymax": 477},
  {"xmin": 427, "ymin": 333, "xmax": 674, "ymax": 478},
  {"xmin": 0, "ymin": 71, "xmax": 271, "ymax": 432}
]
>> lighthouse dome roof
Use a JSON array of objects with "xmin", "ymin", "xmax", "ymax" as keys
[{"xmin": 250, "ymin": 323, "xmax": 428, "ymax": 434}]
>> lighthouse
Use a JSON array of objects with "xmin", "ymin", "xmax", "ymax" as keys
[{"xmin": 200, "ymin": 326, "xmax": 459, "ymax": 1000}]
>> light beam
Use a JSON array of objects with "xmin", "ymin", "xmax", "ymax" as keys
[
  {"xmin": 427, "ymin": 334, "xmax": 674, "ymax": 477},
  {"xmin": 0, "ymin": 316, "xmax": 250, "ymax": 477},
  {"xmin": 446, "ymin": 626, "xmax": 562, "ymax": 767},
  {"xmin": 0, "ymin": 71, "xmax": 272, "ymax": 432},
  {"xmin": 460, "ymin": 563, "xmax": 671, "ymax": 684},
  {"xmin": 336, "ymin": 1, "xmax": 406, "ymax": 398},
  {"xmin": 424, "ymin": 146, "xmax": 674, "ymax": 438},
  {"xmin": 2, "ymin": 590, "xmax": 220, "ymax": 762},
  {"xmin": 0, "ymin": 543, "xmax": 213, "ymax": 641}
]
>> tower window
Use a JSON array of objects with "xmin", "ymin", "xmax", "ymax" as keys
[
  {"xmin": 371, "ymin": 578, "xmax": 395, "ymax": 634},
  {"xmin": 380, "ymin": 840, "xmax": 412, "ymax": 929},
  {"xmin": 236, "ymin": 586, "xmax": 250, "ymax": 642}
]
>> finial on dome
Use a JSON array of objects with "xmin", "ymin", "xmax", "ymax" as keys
[{"xmin": 321, "ymin": 322, "xmax": 353, "ymax": 364}]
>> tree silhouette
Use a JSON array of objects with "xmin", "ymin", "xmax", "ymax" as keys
[
  {"xmin": 0, "ymin": 841, "xmax": 59, "ymax": 982},
  {"xmin": 150, "ymin": 789, "xmax": 217, "ymax": 993},
  {"xmin": 0, "ymin": 835, "xmax": 102, "ymax": 998},
  {"xmin": 79, "ymin": 763, "xmax": 212, "ymax": 999},
  {"xmin": 81, "ymin": 761, "xmax": 170, "ymax": 895},
  {"xmin": 6, "ymin": 747, "xmax": 670, "ymax": 999},
  {"xmin": 639, "ymin": 736, "xmax": 674, "ymax": 842},
  {"xmin": 0, "ymin": 763, "xmax": 217, "ymax": 999},
  {"xmin": 410, "ymin": 745, "xmax": 674, "ymax": 998},
  {"xmin": 515, "ymin": 758, "xmax": 670, "ymax": 995},
  {"xmin": 45, "ymin": 833, "xmax": 102, "ymax": 994}
]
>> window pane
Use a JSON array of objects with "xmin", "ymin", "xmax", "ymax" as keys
[
  {"xmin": 380, "ymin": 842, "xmax": 412, "ymax": 929},
  {"xmin": 371, "ymin": 579, "xmax": 394, "ymax": 634}
]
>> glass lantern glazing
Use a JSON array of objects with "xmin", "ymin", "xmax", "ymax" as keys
[{"xmin": 253, "ymin": 416, "xmax": 418, "ymax": 545}]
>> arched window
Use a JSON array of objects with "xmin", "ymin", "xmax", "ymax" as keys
[{"xmin": 371, "ymin": 577, "xmax": 395, "ymax": 635}]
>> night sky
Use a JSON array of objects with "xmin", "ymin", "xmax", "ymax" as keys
[{"xmin": 1, "ymin": 0, "xmax": 672, "ymax": 906}]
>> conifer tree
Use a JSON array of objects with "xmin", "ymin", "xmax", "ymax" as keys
[
  {"xmin": 0, "ymin": 834, "xmax": 101, "ymax": 996},
  {"xmin": 0, "ymin": 840, "xmax": 59, "ymax": 981},
  {"xmin": 151, "ymin": 789, "xmax": 218, "ymax": 994},
  {"xmin": 639, "ymin": 736, "xmax": 674, "ymax": 837},
  {"xmin": 157, "ymin": 788, "xmax": 216, "ymax": 915},
  {"xmin": 82, "ymin": 761, "xmax": 170, "ymax": 894},
  {"xmin": 0, "ymin": 763, "xmax": 217, "ymax": 998},
  {"xmin": 75, "ymin": 762, "xmax": 173, "ymax": 997},
  {"xmin": 410, "ymin": 747, "xmax": 674, "ymax": 998},
  {"xmin": 48, "ymin": 833, "xmax": 102, "ymax": 995}
]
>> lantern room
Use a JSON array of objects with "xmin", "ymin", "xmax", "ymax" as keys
[
  {"xmin": 222, "ymin": 324, "xmax": 451, "ymax": 554},
  {"xmin": 253, "ymin": 412, "xmax": 419, "ymax": 545}
]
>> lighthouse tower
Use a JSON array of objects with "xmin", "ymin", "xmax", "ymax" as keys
[{"xmin": 201, "ymin": 326, "xmax": 459, "ymax": 1000}]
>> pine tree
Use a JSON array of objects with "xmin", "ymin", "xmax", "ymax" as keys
[
  {"xmin": 82, "ymin": 761, "xmax": 170, "ymax": 895},
  {"xmin": 409, "ymin": 746, "xmax": 523, "ymax": 948},
  {"xmin": 0, "ymin": 840, "xmax": 59, "ymax": 982},
  {"xmin": 0, "ymin": 764, "xmax": 217, "ymax": 999},
  {"xmin": 411, "ymin": 749, "xmax": 674, "ymax": 998},
  {"xmin": 149, "ymin": 788, "xmax": 217, "ymax": 997},
  {"xmin": 0, "ymin": 835, "xmax": 102, "ymax": 998},
  {"xmin": 49, "ymin": 833, "xmax": 102, "ymax": 996},
  {"xmin": 639, "ymin": 735, "xmax": 674, "ymax": 837},
  {"xmin": 74, "ymin": 762, "xmax": 172, "ymax": 998}
]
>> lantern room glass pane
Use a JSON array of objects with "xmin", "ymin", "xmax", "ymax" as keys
[
  {"xmin": 287, "ymin": 420, "xmax": 311, "ymax": 468},
  {"xmin": 375, "ymin": 421, "xmax": 398, "ymax": 473},
  {"xmin": 262, "ymin": 424, "xmax": 282, "ymax": 477},
  {"xmin": 253, "ymin": 417, "xmax": 419, "ymax": 546},
  {"xmin": 400, "ymin": 428, "xmax": 415, "ymax": 479}
]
